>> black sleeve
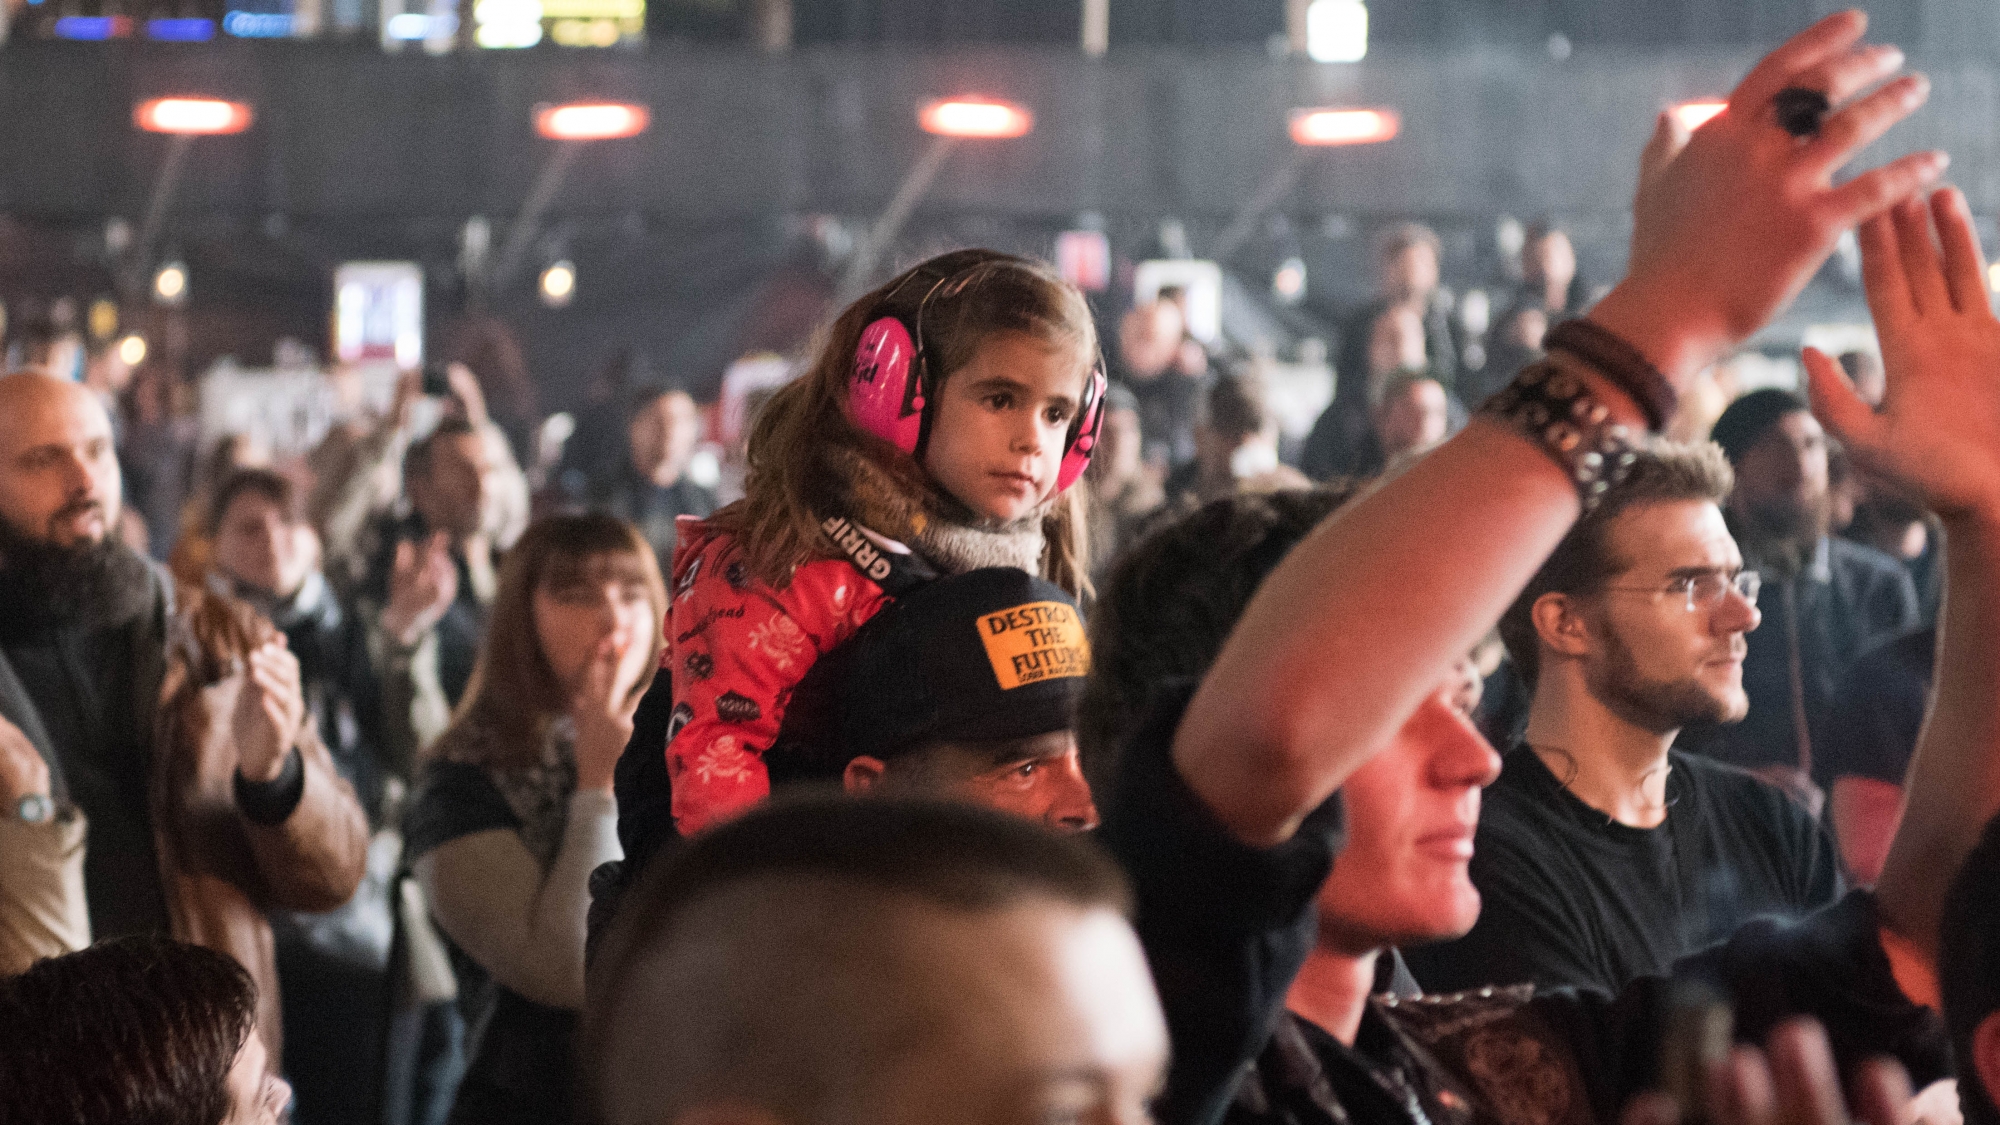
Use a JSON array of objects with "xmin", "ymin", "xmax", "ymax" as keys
[
  {"xmin": 613, "ymin": 672, "xmax": 681, "ymax": 877},
  {"xmin": 1819, "ymin": 635, "xmax": 1930, "ymax": 786},
  {"xmin": 403, "ymin": 760, "xmax": 520, "ymax": 863},
  {"xmin": 234, "ymin": 748, "xmax": 306, "ymax": 825},
  {"xmin": 1533, "ymin": 890, "xmax": 1951, "ymax": 1125},
  {"xmin": 1096, "ymin": 682, "xmax": 1345, "ymax": 1125},
  {"xmin": 1403, "ymin": 826, "xmax": 1610, "ymax": 995}
]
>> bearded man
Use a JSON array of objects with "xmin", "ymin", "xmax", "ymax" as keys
[
  {"xmin": 1403, "ymin": 441, "xmax": 1844, "ymax": 996},
  {"xmin": 1676, "ymin": 389, "xmax": 1919, "ymax": 808},
  {"xmin": 0, "ymin": 372, "xmax": 364, "ymax": 1062}
]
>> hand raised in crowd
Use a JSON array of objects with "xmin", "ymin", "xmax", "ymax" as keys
[
  {"xmin": 571, "ymin": 635, "xmax": 646, "ymax": 795},
  {"xmin": 1621, "ymin": 1020, "xmax": 1912, "ymax": 1125},
  {"xmin": 0, "ymin": 712, "xmax": 49, "ymax": 808},
  {"xmin": 233, "ymin": 637, "xmax": 307, "ymax": 785},
  {"xmin": 445, "ymin": 362, "xmax": 491, "ymax": 431},
  {"xmin": 1805, "ymin": 188, "xmax": 2000, "ymax": 522},
  {"xmin": 1590, "ymin": 9, "xmax": 1946, "ymax": 386},
  {"xmin": 383, "ymin": 532, "xmax": 460, "ymax": 647}
]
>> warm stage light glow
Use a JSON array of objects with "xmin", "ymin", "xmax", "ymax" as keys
[
  {"xmin": 540, "ymin": 261, "xmax": 576, "ymax": 307},
  {"xmin": 534, "ymin": 103, "xmax": 650, "ymax": 141},
  {"xmin": 1289, "ymin": 107, "xmax": 1400, "ymax": 146},
  {"xmin": 154, "ymin": 262, "xmax": 188, "ymax": 305},
  {"xmin": 118, "ymin": 335, "xmax": 149, "ymax": 366},
  {"xmin": 1673, "ymin": 100, "xmax": 1728, "ymax": 131},
  {"xmin": 918, "ymin": 98, "xmax": 1035, "ymax": 139},
  {"xmin": 135, "ymin": 98, "xmax": 254, "ymax": 135}
]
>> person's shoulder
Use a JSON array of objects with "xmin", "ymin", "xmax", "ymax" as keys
[
  {"xmin": 1827, "ymin": 536, "xmax": 1915, "ymax": 584},
  {"xmin": 1670, "ymin": 750, "xmax": 1811, "ymax": 822}
]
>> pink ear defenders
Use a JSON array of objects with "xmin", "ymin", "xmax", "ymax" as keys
[{"xmin": 849, "ymin": 261, "xmax": 1107, "ymax": 495}]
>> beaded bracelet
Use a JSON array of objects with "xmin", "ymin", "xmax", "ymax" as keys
[
  {"xmin": 1544, "ymin": 319, "xmax": 1677, "ymax": 433},
  {"xmin": 1479, "ymin": 357, "xmax": 1641, "ymax": 512}
]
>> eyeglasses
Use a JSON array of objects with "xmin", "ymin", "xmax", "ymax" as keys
[{"xmin": 1603, "ymin": 570, "xmax": 1761, "ymax": 613}]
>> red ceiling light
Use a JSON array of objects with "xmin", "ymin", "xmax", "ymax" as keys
[
  {"xmin": 1289, "ymin": 107, "xmax": 1400, "ymax": 146},
  {"xmin": 1672, "ymin": 100, "xmax": 1728, "ymax": 131},
  {"xmin": 918, "ymin": 98, "xmax": 1034, "ymax": 139},
  {"xmin": 134, "ymin": 97, "xmax": 254, "ymax": 135},
  {"xmin": 534, "ymin": 103, "xmax": 651, "ymax": 141}
]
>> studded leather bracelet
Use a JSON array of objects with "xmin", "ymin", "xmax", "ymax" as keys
[
  {"xmin": 1478, "ymin": 357, "xmax": 1642, "ymax": 513},
  {"xmin": 1543, "ymin": 319, "xmax": 1677, "ymax": 433}
]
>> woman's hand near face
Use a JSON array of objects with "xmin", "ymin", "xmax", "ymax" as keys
[{"xmin": 571, "ymin": 634, "xmax": 643, "ymax": 794}]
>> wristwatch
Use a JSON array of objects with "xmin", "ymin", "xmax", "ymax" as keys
[{"xmin": 13, "ymin": 793, "xmax": 53, "ymax": 824}]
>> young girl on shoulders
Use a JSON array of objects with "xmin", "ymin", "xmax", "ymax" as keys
[{"xmin": 664, "ymin": 248, "xmax": 1106, "ymax": 834}]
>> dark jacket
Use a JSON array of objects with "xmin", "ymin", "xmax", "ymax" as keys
[{"xmin": 0, "ymin": 558, "xmax": 368, "ymax": 1060}]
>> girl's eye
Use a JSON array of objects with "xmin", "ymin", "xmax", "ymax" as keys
[
  {"xmin": 1044, "ymin": 405, "xmax": 1073, "ymax": 425},
  {"xmin": 985, "ymin": 393, "xmax": 1014, "ymax": 411}
]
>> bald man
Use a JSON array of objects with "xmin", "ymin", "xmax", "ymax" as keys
[{"xmin": 0, "ymin": 373, "xmax": 364, "ymax": 1060}]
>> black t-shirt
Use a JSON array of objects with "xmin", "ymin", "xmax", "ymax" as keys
[
  {"xmin": 1403, "ymin": 747, "xmax": 1842, "ymax": 997},
  {"xmin": 1819, "ymin": 627, "xmax": 1935, "ymax": 788},
  {"xmin": 405, "ymin": 760, "xmax": 577, "ymax": 1125},
  {"xmin": 1095, "ymin": 682, "xmax": 1346, "ymax": 1125}
]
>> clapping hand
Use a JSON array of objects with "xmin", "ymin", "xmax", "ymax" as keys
[
  {"xmin": 382, "ymin": 533, "xmax": 459, "ymax": 647},
  {"xmin": 234, "ymin": 637, "xmax": 306, "ymax": 785}
]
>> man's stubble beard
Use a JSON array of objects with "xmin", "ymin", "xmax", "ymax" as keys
[{"xmin": 1586, "ymin": 620, "xmax": 1746, "ymax": 737}]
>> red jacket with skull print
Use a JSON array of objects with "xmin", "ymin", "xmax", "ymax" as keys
[{"xmin": 662, "ymin": 515, "xmax": 893, "ymax": 835}]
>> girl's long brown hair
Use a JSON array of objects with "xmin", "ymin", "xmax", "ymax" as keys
[
  {"xmin": 447, "ymin": 513, "xmax": 669, "ymax": 769},
  {"xmin": 713, "ymin": 249, "xmax": 1096, "ymax": 595}
]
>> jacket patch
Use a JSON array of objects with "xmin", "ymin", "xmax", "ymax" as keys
[{"xmin": 715, "ymin": 692, "xmax": 761, "ymax": 724}]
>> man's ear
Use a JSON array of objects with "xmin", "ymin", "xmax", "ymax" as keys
[
  {"xmin": 843, "ymin": 756, "xmax": 888, "ymax": 795},
  {"xmin": 1972, "ymin": 1012, "xmax": 2000, "ymax": 1119},
  {"xmin": 1529, "ymin": 591, "xmax": 1594, "ymax": 662}
]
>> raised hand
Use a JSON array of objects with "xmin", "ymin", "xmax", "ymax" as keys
[
  {"xmin": 1591, "ymin": 10, "xmax": 1945, "ymax": 386},
  {"xmin": 1620, "ymin": 1019, "xmax": 1911, "ymax": 1125},
  {"xmin": 234, "ymin": 637, "xmax": 306, "ymax": 784},
  {"xmin": 570, "ymin": 635, "xmax": 644, "ymax": 794},
  {"xmin": 444, "ymin": 362, "xmax": 490, "ymax": 431},
  {"xmin": 1805, "ymin": 188, "xmax": 2000, "ymax": 522},
  {"xmin": 382, "ymin": 533, "xmax": 460, "ymax": 647}
]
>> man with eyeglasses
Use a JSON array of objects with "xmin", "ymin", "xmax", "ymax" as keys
[{"xmin": 1404, "ymin": 440, "xmax": 1845, "ymax": 997}]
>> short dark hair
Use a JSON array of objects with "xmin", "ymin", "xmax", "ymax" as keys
[
  {"xmin": 208, "ymin": 467, "xmax": 300, "ymax": 537},
  {"xmin": 403, "ymin": 416, "xmax": 479, "ymax": 483},
  {"xmin": 1941, "ymin": 812, "xmax": 2000, "ymax": 1125},
  {"xmin": 0, "ymin": 935, "xmax": 256, "ymax": 1125},
  {"xmin": 1078, "ymin": 487, "xmax": 1358, "ymax": 786},
  {"xmin": 1497, "ymin": 441, "xmax": 1735, "ymax": 688},
  {"xmin": 582, "ymin": 795, "xmax": 1132, "ymax": 1125}
]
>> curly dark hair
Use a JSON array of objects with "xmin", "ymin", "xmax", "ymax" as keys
[
  {"xmin": 0, "ymin": 935, "xmax": 257, "ymax": 1125},
  {"xmin": 1078, "ymin": 485, "xmax": 1359, "ymax": 792}
]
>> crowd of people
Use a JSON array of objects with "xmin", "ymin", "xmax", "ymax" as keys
[{"xmin": 3, "ymin": 13, "xmax": 2000, "ymax": 1125}]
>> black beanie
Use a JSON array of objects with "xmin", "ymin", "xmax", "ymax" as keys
[{"xmin": 1710, "ymin": 388, "xmax": 1808, "ymax": 466}]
